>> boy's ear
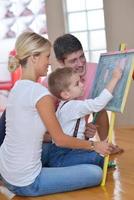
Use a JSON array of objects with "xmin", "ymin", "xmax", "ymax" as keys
[{"xmin": 61, "ymin": 91, "xmax": 70, "ymax": 100}]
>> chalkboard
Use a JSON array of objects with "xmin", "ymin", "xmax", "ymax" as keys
[{"xmin": 91, "ymin": 50, "xmax": 134, "ymax": 113}]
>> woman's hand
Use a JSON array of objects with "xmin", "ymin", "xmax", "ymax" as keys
[
  {"xmin": 84, "ymin": 122, "xmax": 97, "ymax": 139},
  {"xmin": 93, "ymin": 140, "xmax": 115, "ymax": 156}
]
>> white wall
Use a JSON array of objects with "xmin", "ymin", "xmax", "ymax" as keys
[
  {"xmin": 45, "ymin": 0, "xmax": 65, "ymax": 69},
  {"xmin": 103, "ymin": 0, "xmax": 134, "ymax": 126},
  {"xmin": 104, "ymin": 0, "xmax": 134, "ymax": 50}
]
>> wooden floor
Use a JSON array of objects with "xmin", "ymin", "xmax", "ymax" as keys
[{"xmin": 0, "ymin": 126, "xmax": 134, "ymax": 200}]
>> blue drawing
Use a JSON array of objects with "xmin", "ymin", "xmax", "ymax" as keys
[{"xmin": 91, "ymin": 51, "xmax": 134, "ymax": 113}]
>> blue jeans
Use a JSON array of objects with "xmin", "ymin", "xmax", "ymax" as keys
[
  {"xmin": 0, "ymin": 143, "xmax": 103, "ymax": 196},
  {"xmin": 47, "ymin": 144, "xmax": 104, "ymax": 168},
  {"xmin": 1, "ymin": 164, "xmax": 102, "ymax": 196}
]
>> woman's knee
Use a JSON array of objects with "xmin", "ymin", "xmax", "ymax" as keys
[{"xmin": 84, "ymin": 164, "xmax": 103, "ymax": 185}]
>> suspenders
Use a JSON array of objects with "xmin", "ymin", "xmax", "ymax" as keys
[
  {"xmin": 73, "ymin": 118, "xmax": 81, "ymax": 137},
  {"xmin": 60, "ymin": 101, "xmax": 80, "ymax": 137}
]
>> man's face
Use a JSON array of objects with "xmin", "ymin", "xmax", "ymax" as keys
[{"xmin": 62, "ymin": 50, "xmax": 86, "ymax": 77}]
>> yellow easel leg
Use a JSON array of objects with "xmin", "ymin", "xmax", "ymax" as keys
[
  {"xmin": 101, "ymin": 42, "xmax": 126, "ymax": 186},
  {"xmin": 101, "ymin": 112, "xmax": 115, "ymax": 186}
]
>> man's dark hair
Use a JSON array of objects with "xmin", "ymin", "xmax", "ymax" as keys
[{"xmin": 53, "ymin": 34, "xmax": 83, "ymax": 61}]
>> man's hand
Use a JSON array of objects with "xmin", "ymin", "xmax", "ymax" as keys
[{"xmin": 84, "ymin": 122, "xmax": 97, "ymax": 139}]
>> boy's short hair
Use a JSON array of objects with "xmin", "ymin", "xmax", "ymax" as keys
[
  {"xmin": 53, "ymin": 34, "xmax": 83, "ymax": 61},
  {"xmin": 48, "ymin": 67, "xmax": 76, "ymax": 99}
]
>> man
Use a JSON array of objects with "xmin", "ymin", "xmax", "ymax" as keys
[{"xmin": 53, "ymin": 33, "xmax": 123, "ymax": 153}]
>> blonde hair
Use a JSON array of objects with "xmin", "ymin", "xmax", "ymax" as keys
[
  {"xmin": 8, "ymin": 31, "xmax": 51, "ymax": 72},
  {"xmin": 48, "ymin": 67, "xmax": 77, "ymax": 99}
]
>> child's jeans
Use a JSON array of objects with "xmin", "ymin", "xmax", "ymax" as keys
[{"xmin": 47, "ymin": 144, "xmax": 104, "ymax": 168}]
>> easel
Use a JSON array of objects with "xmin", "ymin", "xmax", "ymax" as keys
[{"xmin": 101, "ymin": 43, "xmax": 127, "ymax": 186}]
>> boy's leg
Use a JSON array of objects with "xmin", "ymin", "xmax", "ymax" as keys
[
  {"xmin": 2, "ymin": 165, "xmax": 102, "ymax": 196},
  {"xmin": 41, "ymin": 143, "xmax": 53, "ymax": 167},
  {"xmin": 48, "ymin": 144, "xmax": 104, "ymax": 168}
]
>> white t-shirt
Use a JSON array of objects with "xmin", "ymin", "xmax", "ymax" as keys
[
  {"xmin": 0, "ymin": 80, "xmax": 50, "ymax": 186},
  {"xmin": 56, "ymin": 89, "xmax": 113, "ymax": 139}
]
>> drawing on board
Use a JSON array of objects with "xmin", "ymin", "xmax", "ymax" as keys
[{"xmin": 91, "ymin": 50, "xmax": 134, "ymax": 113}]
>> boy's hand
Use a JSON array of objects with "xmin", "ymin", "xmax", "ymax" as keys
[
  {"xmin": 106, "ymin": 65, "xmax": 123, "ymax": 93},
  {"xmin": 112, "ymin": 65, "xmax": 123, "ymax": 81}
]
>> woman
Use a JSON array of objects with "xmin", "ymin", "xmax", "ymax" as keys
[{"xmin": 0, "ymin": 31, "xmax": 114, "ymax": 197}]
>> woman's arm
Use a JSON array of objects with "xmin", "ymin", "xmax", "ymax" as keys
[{"xmin": 36, "ymin": 95, "xmax": 114, "ymax": 155}]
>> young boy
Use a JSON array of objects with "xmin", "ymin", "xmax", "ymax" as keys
[
  {"xmin": 53, "ymin": 34, "xmax": 123, "ymax": 153},
  {"xmin": 48, "ymin": 67, "xmax": 122, "ymax": 140},
  {"xmin": 47, "ymin": 66, "xmax": 122, "ymax": 168}
]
